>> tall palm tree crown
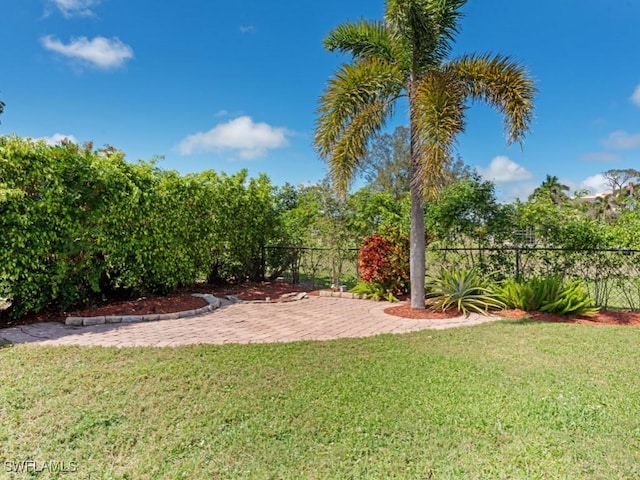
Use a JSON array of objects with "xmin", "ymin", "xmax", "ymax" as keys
[{"xmin": 315, "ymin": 0, "xmax": 536, "ymax": 308}]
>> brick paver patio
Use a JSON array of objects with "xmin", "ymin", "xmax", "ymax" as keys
[{"xmin": 0, "ymin": 296, "xmax": 501, "ymax": 347}]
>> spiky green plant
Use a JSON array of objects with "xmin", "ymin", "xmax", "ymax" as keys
[
  {"xmin": 500, "ymin": 277, "xmax": 599, "ymax": 316},
  {"xmin": 540, "ymin": 280, "xmax": 599, "ymax": 316},
  {"xmin": 427, "ymin": 268, "xmax": 505, "ymax": 316},
  {"xmin": 500, "ymin": 277, "xmax": 563, "ymax": 311}
]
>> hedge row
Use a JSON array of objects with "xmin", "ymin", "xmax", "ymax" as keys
[{"xmin": 0, "ymin": 136, "xmax": 283, "ymax": 318}]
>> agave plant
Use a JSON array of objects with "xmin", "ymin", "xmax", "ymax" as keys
[
  {"xmin": 427, "ymin": 268, "xmax": 505, "ymax": 316},
  {"xmin": 499, "ymin": 277, "xmax": 563, "ymax": 311},
  {"xmin": 540, "ymin": 280, "xmax": 599, "ymax": 316},
  {"xmin": 499, "ymin": 277, "xmax": 598, "ymax": 316}
]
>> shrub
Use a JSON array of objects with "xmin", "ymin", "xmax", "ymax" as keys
[
  {"xmin": 357, "ymin": 230, "xmax": 409, "ymax": 296},
  {"xmin": 0, "ymin": 136, "xmax": 286, "ymax": 318},
  {"xmin": 427, "ymin": 269, "xmax": 505, "ymax": 316}
]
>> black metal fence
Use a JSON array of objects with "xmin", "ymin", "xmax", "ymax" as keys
[
  {"xmin": 264, "ymin": 246, "xmax": 359, "ymax": 290},
  {"xmin": 265, "ymin": 245, "xmax": 640, "ymax": 310}
]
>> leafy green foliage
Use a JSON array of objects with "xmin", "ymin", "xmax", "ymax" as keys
[
  {"xmin": 499, "ymin": 277, "xmax": 599, "ymax": 316},
  {"xmin": 427, "ymin": 269, "xmax": 505, "ymax": 316},
  {"xmin": 427, "ymin": 175, "xmax": 514, "ymax": 246},
  {"xmin": 0, "ymin": 136, "xmax": 286, "ymax": 318},
  {"xmin": 350, "ymin": 280, "xmax": 398, "ymax": 302}
]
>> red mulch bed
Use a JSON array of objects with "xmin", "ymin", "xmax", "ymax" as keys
[
  {"xmin": 0, "ymin": 282, "xmax": 310, "ymax": 328},
  {"xmin": 385, "ymin": 302, "xmax": 640, "ymax": 326},
  {"xmin": 385, "ymin": 303, "xmax": 462, "ymax": 319}
]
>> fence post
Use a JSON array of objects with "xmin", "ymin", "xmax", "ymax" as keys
[
  {"xmin": 515, "ymin": 246, "xmax": 521, "ymax": 280},
  {"xmin": 260, "ymin": 244, "xmax": 266, "ymax": 281}
]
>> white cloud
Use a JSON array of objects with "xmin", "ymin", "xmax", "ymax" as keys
[
  {"xmin": 41, "ymin": 35, "xmax": 134, "ymax": 70},
  {"xmin": 631, "ymin": 84, "xmax": 640, "ymax": 107},
  {"xmin": 175, "ymin": 116, "xmax": 290, "ymax": 159},
  {"xmin": 580, "ymin": 173, "xmax": 609, "ymax": 195},
  {"xmin": 49, "ymin": 0, "xmax": 100, "ymax": 18},
  {"xmin": 603, "ymin": 130, "xmax": 640, "ymax": 151},
  {"xmin": 239, "ymin": 25, "xmax": 256, "ymax": 34},
  {"xmin": 478, "ymin": 156, "xmax": 533, "ymax": 184},
  {"xmin": 41, "ymin": 133, "xmax": 78, "ymax": 145},
  {"xmin": 580, "ymin": 152, "xmax": 623, "ymax": 163},
  {"xmin": 499, "ymin": 181, "xmax": 537, "ymax": 203}
]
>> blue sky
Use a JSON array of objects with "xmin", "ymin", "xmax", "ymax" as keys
[{"xmin": 1, "ymin": 0, "xmax": 639, "ymax": 200}]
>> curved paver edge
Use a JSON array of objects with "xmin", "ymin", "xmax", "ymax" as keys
[{"xmin": 65, "ymin": 294, "xmax": 222, "ymax": 327}]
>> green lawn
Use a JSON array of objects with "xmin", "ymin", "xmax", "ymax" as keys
[{"xmin": 2, "ymin": 321, "xmax": 640, "ymax": 479}]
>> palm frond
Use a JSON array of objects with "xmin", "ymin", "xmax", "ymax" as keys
[
  {"xmin": 386, "ymin": 0, "xmax": 466, "ymax": 71},
  {"xmin": 450, "ymin": 53, "xmax": 536, "ymax": 146},
  {"xmin": 425, "ymin": 0, "xmax": 467, "ymax": 63},
  {"xmin": 411, "ymin": 70, "xmax": 466, "ymax": 197},
  {"xmin": 315, "ymin": 58, "xmax": 404, "ymax": 194},
  {"xmin": 329, "ymin": 98, "xmax": 393, "ymax": 194},
  {"xmin": 324, "ymin": 20, "xmax": 396, "ymax": 63}
]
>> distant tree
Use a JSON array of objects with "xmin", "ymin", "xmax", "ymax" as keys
[
  {"xmin": 361, "ymin": 125, "xmax": 474, "ymax": 200},
  {"xmin": 427, "ymin": 174, "xmax": 513, "ymax": 245},
  {"xmin": 360, "ymin": 126, "xmax": 411, "ymax": 200},
  {"xmin": 529, "ymin": 174, "xmax": 570, "ymax": 205},
  {"xmin": 602, "ymin": 168, "xmax": 640, "ymax": 195},
  {"xmin": 315, "ymin": 0, "xmax": 535, "ymax": 308},
  {"xmin": 581, "ymin": 194, "xmax": 616, "ymax": 222},
  {"xmin": 0, "ymin": 99, "xmax": 4, "ymax": 120}
]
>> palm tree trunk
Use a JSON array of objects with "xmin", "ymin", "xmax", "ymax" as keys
[
  {"xmin": 410, "ymin": 182, "xmax": 426, "ymax": 309},
  {"xmin": 409, "ymin": 93, "xmax": 426, "ymax": 309}
]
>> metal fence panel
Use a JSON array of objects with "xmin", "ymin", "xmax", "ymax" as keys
[
  {"xmin": 266, "ymin": 246, "xmax": 640, "ymax": 310},
  {"xmin": 264, "ymin": 246, "xmax": 359, "ymax": 290}
]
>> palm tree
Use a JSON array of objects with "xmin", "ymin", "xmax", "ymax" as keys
[
  {"xmin": 315, "ymin": 0, "xmax": 535, "ymax": 308},
  {"xmin": 530, "ymin": 175, "xmax": 570, "ymax": 205}
]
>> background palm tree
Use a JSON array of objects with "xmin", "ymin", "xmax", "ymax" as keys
[
  {"xmin": 315, "ymin": 0, "xmax": 535, "ymax": 308},
  {"xmin": 530, "ymin": 174, "xmax": 570, "ymax": 205}
]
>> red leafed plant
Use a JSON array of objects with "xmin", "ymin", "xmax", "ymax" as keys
[{"xmin": 358, "ymin": 230, "xmax": 410, "ymax": 296}]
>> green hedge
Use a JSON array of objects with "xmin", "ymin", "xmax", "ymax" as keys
[{"xmin": 0, "ymin": 136, "xmax": 284, "ymax": 318}]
